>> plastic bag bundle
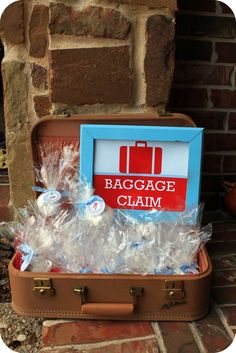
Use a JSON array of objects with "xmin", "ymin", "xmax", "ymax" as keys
[
  {"xmin": 34, "ymin": 145, "xmax": 80, "ymax": 216},
  {"xmin": 4, "ymin": 145, "xmax": 213, "ymax": 275},
  {"xmin": 6, "ymin": 199, "xmax": 212, "ymax": 275}
]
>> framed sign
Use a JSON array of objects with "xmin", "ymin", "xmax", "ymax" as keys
[{"xmin": 80, "ymin": 124, "xmax": 203, "ymax": 222}]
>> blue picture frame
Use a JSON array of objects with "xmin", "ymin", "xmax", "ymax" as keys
[{"xmin": 80, "ymin": 124, "xmax": 203, "ymax": 223}]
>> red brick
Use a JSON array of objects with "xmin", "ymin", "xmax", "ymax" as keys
[
  {"xmin": 176, "ymin": 39, "xmax": 212, "ymax": 61},
  {"xmin": 204, "ymin": 133, "xmax": 236, "ymax": 151},
  {"xmin": 215, "ymin": 43, "xmax": 236, "ymax": 63},
  {"xmin": 203, "ymin": 154, "xmax": 222, "ymax": 173},
  {"xmin": 212, "ymin": 269, "xmax": 236, "ymax": 286},
  {"xmin": 40, "ymin": 339, "xmax": 159, "ymax": 353},
  {"xmin": 211, "ymin": 287, "xmax": 236, "ymax": 305},
  {"xmin": 223, "ymin": 156, "xmax": 236, "ymax": 173},
  {"xmin": 221, "ymin": 306, "xmax": 236, "ymax": 326},
  {"xmin": 213, "ymin": 222, "xmax": 236, "ymax": 232},
  {"xmin": 228, "ymin": 113, "xmax": 236, "ymax": 130},
  {"xmin": 108, "ymin": 0, "xmax": 177, "ymax": 10},
  {"xmin": 50, "ymin": 47, "xmax": 132, "ymax": 105},
  {"xmin": 220, "ymin": 2, "xmax": 234, "ymax": 14},
  {"xmin": 0, "ymin": 1, "xmax": 24, "ymax": 44},
  {"xmin": 183, "ymin": 111, "xmax": 226, "ymax": 130},
  {"xmin": 201, "ymin": 193, "xmax": 219, "ymax": 211},
  {"xmin": 201, "ymin": 175, "xmax": 221, "ymax": 192},
  {"xmin": 29, "ymin": 5, "xmax": 49, "ymax": 58},
  {"xmin": 49, "ymin": 3, "xmax": 131, "ymax": 39},
  {"xmin": 207, "ymin": 241, "xmax": 236, "ymax": 256},
  {"xmin": 169, "ymin": 87, "xmax": 208, "ymax": 108},
  {"xmin": 145, "ymin": 15, "xmax": 175, "ymax": 106},
  {"xmin": 211, "ymin": 254, "xmax": 236, "ymax": 270},
  {"xmin": 202, "ymin": 211, "xmax": 225, "ymax": 226},
  {"xmin": 42, "ymin": 321, "xmax": 154, "ymax": 347},
  {"xmin": 177, "ymin": 0, "xmax": 216, "ymax": 12},
  {"xmin": 176, "ymin": 14, "xmax": 236, "ymax": 39},
  {"xmin": 211, "ymin": 90, "xmax": 236, "ymax": 109},
  {"xmin": 204, "ymin": 133, "xmax": 219, "ymax": 151},
  {"xmin": 174, "ymin": 64, "xmax": 233, "ymax": 85},
  {"xmin": 195, "ymin": 309, "xmax": 232, "ymax": 351},
  {"xmin": 34, "ymin": 96, "xmax": 51, "ymax": 118},
  {"xmin": 212, "ymin": 231, "xmax": 236, "ymax": 242},
  {"xmin": 31, "ymin": 64, "xmax": 48, "ymax": 90},
  {"xmin": 159, "ymin": 322, "xmax": 199, "ymax": 353}
]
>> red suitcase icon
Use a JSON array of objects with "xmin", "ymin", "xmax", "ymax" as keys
[{"xmin": 119, "ymin": 141, "xmax": 162, "ymax": 174}]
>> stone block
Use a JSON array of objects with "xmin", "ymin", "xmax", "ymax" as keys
[
  {"xmin": 34, "ymin": 95, "xmax": 51, "ymax": 118},
  {"xmin": 6, "ymin": 126, "xmax": 35, "ymax": 208},
  {"xmin": 108, "ymin": 0, "xmax": 177, "ymax": 11},
  {"xmin": 0, "ymin": 0, "xmax": 24, "ymax": 44},
  {"xmin": 1, "ymin": 61, "xmax": 28, "ymax": 129},
  {"xmin": 145, "ymin": 15, "xmax": 175, "ymax": 106},
  {"xmin": 49, "ymin": 3, "xmax": 131, "ymax": 39},
  {"xmin": 50, "ymin": 47, "xmax": 132, "ymax": 105},
  {"xmin": 31, "ymin": 64, "xmax": 48, "ymax": 90},
  {"xmin": 29, "ymin": 5, "xmax": 49, "ymax": 58}
]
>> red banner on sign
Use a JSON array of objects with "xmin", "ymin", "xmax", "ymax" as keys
[{"xmin": 94, "ymin": 175, "xmax": 187, "ymax": 211}]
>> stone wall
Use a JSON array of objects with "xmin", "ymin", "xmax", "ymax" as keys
[{"xmin": 0, "ymin": 0, "xmax": 177, "ymax": 209}]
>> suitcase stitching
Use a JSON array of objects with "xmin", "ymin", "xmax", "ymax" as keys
[{"xmin": 12, "ymin": 303, "xmax": 208, "ymax": 319}]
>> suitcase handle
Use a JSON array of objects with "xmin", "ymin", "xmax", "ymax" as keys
[
  {"xmin": 135, "ymin": 141, "xmax": 147, "ymax": 147},
  {"xmin": 81, "ymin": 303, "xmax": 134, "ymax": 316}
]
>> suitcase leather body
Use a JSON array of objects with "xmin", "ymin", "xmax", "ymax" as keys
[{"xmin": 8, "ymin": 113, "xmax": 212, "ymax": 321}]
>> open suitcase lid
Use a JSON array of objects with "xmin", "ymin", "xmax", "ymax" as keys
[
  {"xmin": 31, "ymin": 113, "xmax": 196, "ymax": 164},
  {"xmin": 31, "ymin": 113, "xmax": 202, "ymax": 223}
]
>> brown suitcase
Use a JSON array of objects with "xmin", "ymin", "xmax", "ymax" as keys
[{"xmin": 8, "ymin": 113, "xmax": 212, "ymax": 321}]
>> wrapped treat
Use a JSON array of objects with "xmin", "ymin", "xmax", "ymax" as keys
[{"xmin": 33, "ymin": 145, "xmax": 80, "ymax": 217}]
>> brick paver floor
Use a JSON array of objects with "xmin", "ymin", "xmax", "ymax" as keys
[{"xmin": 39, "ymin": 221, "xmax": 236, "ymax": 353}]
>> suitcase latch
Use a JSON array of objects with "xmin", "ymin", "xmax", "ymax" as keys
[
  {"xmin": 73, "ymin": 286, "xmax": 87, "ymax": 304},
  {"xmin": 33, "ymin": 278, "xmax": 55, "ymax": 297},
  {"xmin": 164, "ymin": 280, "xmax": 185, "ymax": 300},
  {"xmin": 130, "ymin": 287, "xmax": 143, "ymax": 297}
]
